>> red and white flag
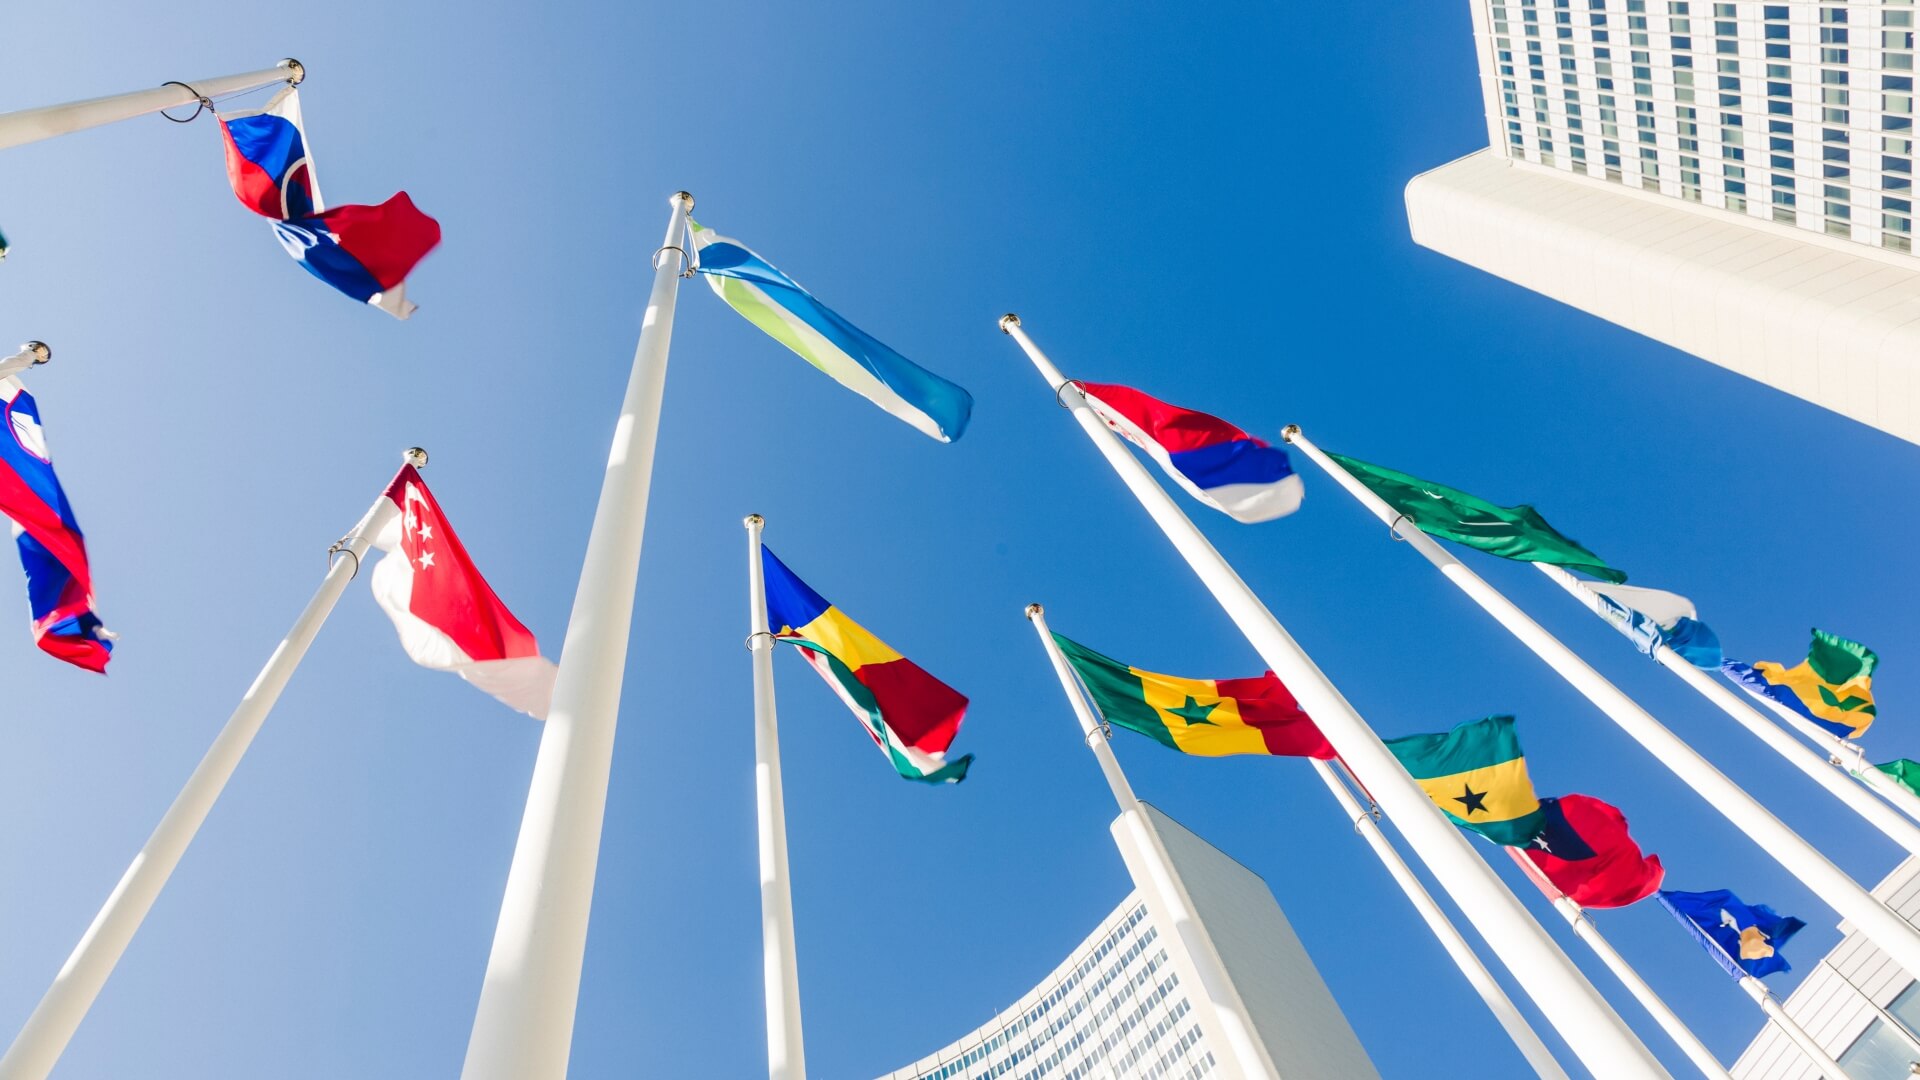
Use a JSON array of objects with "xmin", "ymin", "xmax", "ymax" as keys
[{"xmin": 369, "ymin": 465, "xmax": 555, "ymax": 718}]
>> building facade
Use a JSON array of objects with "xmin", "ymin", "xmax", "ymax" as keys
[
  {"xmin": 1408, "ymin": 0, "xmax": 1920, "ymax": 445},
  {"xmin": 1732, "ymin": 855, "xmax": 1920, "ymax": 1078}
]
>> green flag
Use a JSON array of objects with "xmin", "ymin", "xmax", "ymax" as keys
[
  {"xmin": 1874, "ymin": 759, "xmax": 1920, "ymax": 797},
  {"xmin": 1327, "ymin": 452, "xmax": 1626, "ymax": 583}
]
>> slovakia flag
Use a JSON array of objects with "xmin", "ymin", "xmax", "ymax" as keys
[
  {"xmin": 219, "ymin": 87, "xmax": 440, "ymax": 319},
  {"xmin": 1075, "ymin": 381, "xmax": 1304, "ymax": 523},
  {"xmin": 369, "ymin": 465, "xmax": 555, "ymax": 717},
  {"xmin": 0, "ymin": 377, "xmax": 111, "ymax": 671}
]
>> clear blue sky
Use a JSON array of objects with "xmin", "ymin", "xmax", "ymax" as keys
[{"xmin": 3, "ymin": 3, "xmax": 1917, "ymax": 1077}]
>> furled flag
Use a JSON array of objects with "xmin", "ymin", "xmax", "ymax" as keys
[
  {"xmin": 0, "ymin": 226, "xmax": 9, "ymax": 261},
  {"xmin": 1051, "ymin": 632, "xmax": 1333, "ymax": 758},
  {"xmin": 218, "ymin": 87, "xmax": 440, "ymax": 318},
  {"xmin": 762, "ymin": 546, "xmax": 973, "ymax": 783},
  {"xmin": 1578, "ymin": 580, "xmax": 1723, "ymax": 669},
  {"xmin": 369, "ymin": 465, "xmax": 555, "ymax": 717},
  {"xmin": 1659, "ymin": 888, "xmax": 1805, "ymax": 980},
  {"xmin": 0, "ymin": 376, "xmax": 111, "ymax": 671},
  {"xmin": 1385, "ymin": 716, "xmax": 1545, "ymax": 845},
  {"xmin": 1522, "ymin": 794, "xmax": 1665, "ymax": 908},
  {"xmin": 1072, "ymin": 382, "xmax": 1304, "ymax": 523},
  {"xmin": 689, "ymin": 221, "xmax": 972, "ymax": 443},
  {"xmin": 1724, "ymin": 629, "xmax": 1878, "ymax": 739},
  {"xmin": 1875, "ymin": 759, "xmax": 1920, "ymax": 797},
  {"xmin": 1326, "ymin": 453, "xmax": 1626, "ymax": 582}
]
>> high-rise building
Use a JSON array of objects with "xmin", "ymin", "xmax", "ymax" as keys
[
  {"xmin": 873, "ymin": 803, "xmax": 1380, "ymax": 1080},
  {"xmin": 1410, "ymin": 0, "xmax": 1920, "ymax": 445}
]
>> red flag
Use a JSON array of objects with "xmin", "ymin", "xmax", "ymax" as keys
[{"xmin": 1522, "ymin": 794, "xmax": 1664, "ymax": 908}]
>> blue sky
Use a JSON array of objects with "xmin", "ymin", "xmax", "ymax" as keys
[{"xmin": 3, "ymin": 3, "xmax": 1918, "ymax": 1077}]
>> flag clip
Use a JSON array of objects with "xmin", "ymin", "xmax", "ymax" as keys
[
  {"xmin": 744, "ymin": 631, "xmax": 776, "ymax": 652},
  {"xmin": 1386, "ymin": 514, "xmax": 1409, "ymax": 542},
  {"xmin": 325, "ymin": 536, "xmax": 362, "ymax": 578},
  {"xmin": 651, "ymin": 244, "xmax": 691, "ymax": 277},
  {"xmin": 158, "ymin": 81, "xmax": 212, "ymax": 124},
  {"xmin": 1053, "ymin": 381, "xmax": 1078, "ymax": 410}
]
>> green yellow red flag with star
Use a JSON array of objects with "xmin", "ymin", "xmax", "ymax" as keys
[{"xmin": 1385, "ymin": 716, "xmax": 1545, "ymax": 845}]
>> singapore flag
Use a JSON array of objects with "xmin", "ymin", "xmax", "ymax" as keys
[{"xmin": 369, "ymin": 464, "xmax": 555, "ymax": 718}]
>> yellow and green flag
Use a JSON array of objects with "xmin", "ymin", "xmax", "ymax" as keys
[{"xmin": 1385, "ymin": 716, "xmax": 1545, "ymax": 845}]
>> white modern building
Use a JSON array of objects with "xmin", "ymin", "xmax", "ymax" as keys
[
  {"xmin": 1732, "ymin": 855, "xmax": 1920, "ymax": 1078},
  {"xmin": 874, "ymin": 803, "xmax": 1380, "ymax": 1080},
  {"xmin": 1409, "ymin": 0, "xmax": 1920, "ymax": 446}
]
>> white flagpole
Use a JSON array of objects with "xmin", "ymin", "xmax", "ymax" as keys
[
  {"xmin": 1534, "ymin": 563, "xmax": 1920, "ymax": 857},
  {"xmin": 1001, "ymin": 317, "xmax": 1669, "ymax": 1077},
  {"xmin": 460, "ymin": 191, "xmax": 693, "ymax": 1080},
  {"xmin": 0, "ymin": 61, "xmax": 303, "ymax": 152},
  {"xmin": 0, "ymin": 342, "xmax": 51, "ymax": 381},
  {"xmin": 1319, "ymin": 762, "xmax": 1569, "ymax": 1079},
  {"xmin": 0, "ymin": 448, "xmax": 415, "ymax": 1080},
  {"xmin": 1714, "ymin": 671, "xmax": 1920, "ymax": 827},
  {"xmin": 1739, "ymin": 978, "xmax": 1852, "ymax": 1078},
  {"xmin": 1505, "ymin": 852, "xmax": 1732, "ymax": 1080},
  {"xmin": 1284, "ymin": 426, "xmax": 1920, "ymax": 984},
  {"xmin": 744, "ymin": 515, "xmax": 806, "ymax": 1080}
]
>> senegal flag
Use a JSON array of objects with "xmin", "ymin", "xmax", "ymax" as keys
[
  {"xmin": 1326, "ymin": 453, "xmax": 1626, "ymax": 583},
  {"xmin": 1385, "ymin": 716, "xmax": 1545, "ymax": 845},
  {"xmin": 1053, "ymin": 633, "xmax": 1333, "ymax": 759}
]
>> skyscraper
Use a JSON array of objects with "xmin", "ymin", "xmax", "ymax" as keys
[{"xmin": 1410, "ymin": 0, "xmax": 1920, "ymax": 445}]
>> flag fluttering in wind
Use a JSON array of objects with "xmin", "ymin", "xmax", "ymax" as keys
[
  {"xmin": 762, "ymin": 546, "xmax": 972, "ymax": 783},
  {"xmin": 218, "ymin": 87, "xmax": 440, "ymax": 318},
  {"xmin": 1073, "ymin": 382, "xmax": 1303, "ymax": 523},
  {"xmin": 0, "ymin": 376, "xmax": 111, "ymax": 671},
  {"xmin": 1385, "ymin": 716, "xmax": 1545, "ymax": 845},
  {"xmin": 1051, "ymin": 632, "xmax": 1333, "ymax": 758},
  {"xmin": 689, "ymin": 221, "xmax": 972, "ymax": 443},
  {"xmin": 369, "ymin": 465, "xmax": 555, "ymax": 717},
  {"xmin": 1326, "ymin": 453, "xmax": 1626, "ymax": 582},
  {"xmin": 1724, "ymin": 629, "xmax": 1878, "ymax": 739},
  {"xmin": 1875, "ymin": 759, "xmax": 1920, "ymax": 797},
  {"xmin": 1659, "ymin": 888, "xmax": 1804, "ymax": 980},
  {"xmin": 1523, "ymin": 794, "xmax": 1664, "ymax": 908},
  {"xmin": 1579, "ymin": 581, "xmax": 1723, "ymax": 669}
]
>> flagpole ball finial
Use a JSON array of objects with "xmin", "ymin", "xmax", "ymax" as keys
[
  {"xmin": 1024, "ymin": 603, "xmax": 1043, "ymax": 619},
  {"xmin": 672, "ymin": 191, "xmax": 695, "ymax": 210},
  {"xmin": 23, "ymin": 342, "xmax": 49, "ymax": 364},
  {"xmin": 1280, "ymin": 424, "xmax": 1301, "ymax": 443},
  {"xmin": 999, "ymin": 313, "xmax": 1021, "ymax": 333},
  {"xmin": 279, "ymin": 58, "xmax": 306, "ymax": 85},
  {"xmin": 403, "ymin": 446, "xmax": 428, "ymax": 468},
  {"xmin": 744, "ymin": 514, "xmax": 764, "ymax": 529}
]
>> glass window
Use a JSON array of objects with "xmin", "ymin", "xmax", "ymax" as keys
[{"xmin": 1839, "ymin": 1017, "xmax": 1920, "ymax": 1078}]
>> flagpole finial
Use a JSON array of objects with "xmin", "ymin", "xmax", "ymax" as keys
[
  {"xmin": 22, "ymin": 342, "xmax": 49, "ymax": 364},
  {"xmin": 403, "ymin": 446, "xmax": 428, "ymax": 468},
  {"xmin": 1280, "ymin": 424, "xmax": 1301, "ymax": 443},
  {"xmin": 672, "ymin": 191, "xmax": 695, "ymax": 210},
  {"xmin": 1024, "ymin": 603, "xmax": 1043, "ymax": 619},
  {"xmin": 279, "ymin": 58, "xmax": 305, "ymax": 85},
  {"xmin": 999, "ymin": 313, "xmax": 1021, "ymax": 333},
  {"xmin": 744, "ymin": 514, "xmax": 764, "ymax": 529}
]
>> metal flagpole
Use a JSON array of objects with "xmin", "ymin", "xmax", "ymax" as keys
[
  {"xmin": 0, "ymin": 61, "xmax": 303, "ymax": 152},
  {"xmin": 1284, "ymin": 426, "xmax": 1920, "ymax": 984},
  {"xmin": 1738, "ymin": 977, "xmax": 1852, "ymax": 1079},
  {"xmin": 0, "ymin": 449, "xmax": 416, "ymax": 1080},
  {"xmin": 1505, "ymin": 852, "xmax": 1732, "ymax": 1080},
  {"xmin": 1026, "ymin": 604, "xmax": 1281, "ymax": 1079},
  {"xmin": 461, "ymin": 191, "xmax": 694, "ymax": 1080},
  {"xmin": 1718, "ymin": 673, "xmax": 1920, "ymax": 828},
  {"xmin": 744, "ymin": 515, "xmax": 806, "ymax": 1080},
  {"xmin": 1001, "ymin": 316, "xmax": 1670, "ymax": 1078},
  {"xmin": 1535, "ymin": 563, "xmax": 1920, "ymax": 857},
  {"xmin": 1318, "ymin": 763, "xmax": 1568, "ymax": 1079},
  {"xmin": 0, "ymin": 342, "xmax": 51, "ymax": 381}
]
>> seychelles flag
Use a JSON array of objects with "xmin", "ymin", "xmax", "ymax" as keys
[
  {"xmin": 1074, "ymin": 382, "xmax": 1303, "ymax": 523},
  {"xmin": 0, "ymin": 376, "xmax": 111, "ymax": 671},
  {"xmin": 219, "ymin": 87, "xmax": 440, "ymax": 318}
]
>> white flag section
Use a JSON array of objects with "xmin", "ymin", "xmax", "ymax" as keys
[{"xmin": 369, "ymin": 464, "xmax": 556, "ymax": 718}]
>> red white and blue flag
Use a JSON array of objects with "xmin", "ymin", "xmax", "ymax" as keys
[
  {"xmin": 0, "ymin": 376, "xmax": 111, "ymax": 671},
  {"xmin": 369, "ymin": 465, "xmax": 554, "ymax": 717},
  {"xmin": 219, "ymin": 87, "xmax": 440, "ymax": 319},
  {"xmin": 1074, "ymin": 381, "xmax": 1303, "ymax": 523}
]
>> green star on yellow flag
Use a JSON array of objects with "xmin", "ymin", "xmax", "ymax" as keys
[{"xmin": 1385, "ymin": 716, "xmax": 1546, "ymax": 845}]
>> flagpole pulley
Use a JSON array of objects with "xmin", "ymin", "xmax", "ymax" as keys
[
  {"xmin": 156, "ymin": 83, "xmax": 211, "ymax": 123},
  {"xmin": 24, "ymin": 342, "xmax": 49, "ymax": 364}
]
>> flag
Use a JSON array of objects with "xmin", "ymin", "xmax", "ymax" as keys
[
  {"xmin": 1659, "ymin": 888, "xmax": 1804, "ymax": 980},
  {"xmin": 1325, "ymin": 453, "xmax": 1626, "ymax": 582},
  {"xmin": 1522, "ymin": 794, "xmax": 1664, "ymax": 908},
  {"xmin": 1073, "ymin": 382, "xmax": 1303, "ymax": 523},
  {"xmin": 1385, "ymin": 716, "xmax": 1545, "ymax": 845},
  {"xmin": 762, "ymin": 546, "xmax": 972, "ymax": 783},
  {"xmin": 0, "ymin": 226, "xmax": 10, "ymax": 261},
  {"xmin": 219, "ymin": 87, "xmax": 440, "ymax": 319},
  {"xmin": 1874, "ymin": 759, "xmax": 1920, "ymax": 796},
  {"xmin": 688, "ymin": 221, "xmax": 972, "ymax": 443},
  {"xmin": 1582, "ymin": 581, "xmax": 1723, "ymax": 668},
  {"xmin": 369, "ymin": 464, "xmax": 555, "ymax": 717},
  {"xmin": 0, "ymin": 376, "xmax": 111, "ymax": 671},
  {"xmin": 1051, "ymin": 632, "xmax": 1333, "ymax": 758},
  {"xmin": 1723, "ymin": 629, "xmax": 1877, "ymax": 739}
]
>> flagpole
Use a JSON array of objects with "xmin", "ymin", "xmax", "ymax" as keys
[
  {"xmin": 1284, "ymin": 425, "xmax": 1920, "ymax": 984},
  {"xmin": 744, "ymin": 515, "xmax": 806, "ymax": 1080},
  {"xmin": 460, "ymin": 191, "xmax": 693, "ymax": 1080},
  {"xmin": 1001, "ymin": 316, "xmax": 1669, "ymax": 1077},
  {"xmin": 0, "ymin": 449, "xmax": 415, "ymax": 1080},
  {"xmin": 0, "ymin": 61, "xmax": 302, "ymax": 152},
  {"xmin": 1505, "ymin": 852, "xmax": 1732, "ymax": 1080},
  {"xmin": 1738, "ymin": 976, "xmax": 1853, "ymax": 1079},
  {"xmin": 1713, "ymin": 673, "xmax": 1920, "ymax": 828},
  {"xmin": 1534, "ymin": 563, "xmax": 1920, "ymax": 857},
  {"xmin": 0, "ymin": 342, "xmax": 50, "ymax": 381},
  {"xmin": 1320, "ymin": 762, "xmax": 1569, "ymax": 1079}
]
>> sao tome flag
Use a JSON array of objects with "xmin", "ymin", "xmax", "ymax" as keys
[{"xmin": 1385, "ymin": 716, "xmax": 1545, "ymax": 845}]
